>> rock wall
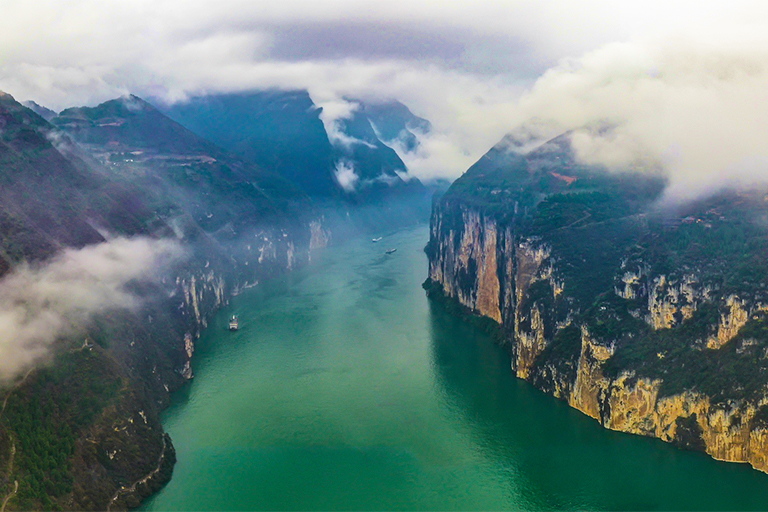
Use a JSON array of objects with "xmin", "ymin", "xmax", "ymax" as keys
[
  {"xmin": 428, "ymin": 206, "xmax": 503, "ymax": 322},
  {"xmin": 428, "ymin": 203, "xmax": 563, "ymax": 380},
  {"xmin": 427, "ymin": 201, "xmax": 768, "ymax": 474}
]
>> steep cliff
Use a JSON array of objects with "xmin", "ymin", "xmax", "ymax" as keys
[
  {"xmin": 426, "ymin": 131, "xmax": 768, "ymax": 474},
  {"xmin": 0, "ymin": 93, "xmax": 330, "ymax": 511}
]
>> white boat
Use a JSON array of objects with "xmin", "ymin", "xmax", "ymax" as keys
[
  {"xmin": 229, "ymin": 315, "xmax": 239, "ymax": 331},
  {"xmin": 385, "ymin": 248, "xmax": 397, "ymax": 254},
  {"xmin": 372, "ymin": 237, "xmax": 383, "ymax": 242}
]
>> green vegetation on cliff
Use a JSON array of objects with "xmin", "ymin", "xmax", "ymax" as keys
[
  {"xmin": 429, "ymin": 126, "xmax": 768, "ymax": 423},
  {"xmin": 1, "ymin": 349, "xmax": 123, "ymax": 510}
]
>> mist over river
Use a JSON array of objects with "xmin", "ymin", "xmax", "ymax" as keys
[{"xmin": 143, "ymin": 224, "xmax": 768, "ymax": 511}]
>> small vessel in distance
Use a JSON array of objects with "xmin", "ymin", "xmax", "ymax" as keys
[
  {"xmin": 372, "ymin": 237, "xmax": 382, "ymax": 242},
  {"xmin": 229, "ymin": 315, "xmax": 239, "ymax": 331},
  {"xmin": 385, "ymin": 248, "xmax": 397, "ymax": 254}
]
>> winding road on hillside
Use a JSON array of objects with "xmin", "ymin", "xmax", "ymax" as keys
[
  {"xmin": 0, "ymin": 368, "xmax": 35, "ymax": 512},
  {"xmin": 0, "ymin": 480, "xmax": 17, "ymax": 512}
]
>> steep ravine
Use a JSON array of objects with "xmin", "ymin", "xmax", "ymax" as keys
[{"xmin": 426, "ymin": 200, "xmax": 768, "ymax": 475}]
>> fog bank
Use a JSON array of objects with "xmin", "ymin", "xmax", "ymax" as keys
[
  {"xmin": 2, "ymin": 0, "xmax": 767, "ymax": 196},
  {"xmin": 511, "ymin": 32, "xmax": 768, "ymax": 201},
  {"xmin": 0, "ymin": 237, "xmax": 183, "ymax": 381}
]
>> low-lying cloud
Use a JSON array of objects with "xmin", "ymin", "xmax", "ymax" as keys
[
  {"xmin": 508, "ymin": 32, "xmax": 768, "ymax": 201},
  {"xmin": 0, "ymin": 237, "xmax": 184, "ymax": 381},
  {"xmin": 334, "ymin": 160, "xmax": 359, "ymax": 192},
  {"xmin": 317, "ymin": 99, "xmax": 381, "ymax": 150},
  {"xmin": 2, "ymin": 0, "xmax": 768, "ymax": 198}
]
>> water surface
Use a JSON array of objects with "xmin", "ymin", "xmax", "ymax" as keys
[{"xmin": 144, "ymin": 225, "xmax": 768, "ymax": 510}]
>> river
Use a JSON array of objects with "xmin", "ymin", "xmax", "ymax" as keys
[{"xmin": 143, "ymin": 224, "xmax": 768, "ymax": 511}]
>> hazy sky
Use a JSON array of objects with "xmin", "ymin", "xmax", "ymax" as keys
[{"xmin": 2, "ymin": 0, "xmax": 768, "ymax": 194}]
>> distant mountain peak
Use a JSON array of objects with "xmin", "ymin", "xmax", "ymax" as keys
[
  {"xmin": 160, "ymin": 90, "xmax": 427, "ymax": 201},
  {"xmin": 22, "ymin": 100, "xmax": 58, "ymax": 121},
  {"xmin": 118, "ymin": 94, "xmax": 154, "ymax": 112},
  {"xmin": 54, "ymin": 95, "xmax": 225, "ymax": 156},
  {"xmin": 351, "ymin": 99, "xmax": 431, "ymax": 154}
]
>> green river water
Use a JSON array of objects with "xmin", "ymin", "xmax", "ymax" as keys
[{"xmin": 143, "ymin": 224, "xmax": 768, "ymax": 511}]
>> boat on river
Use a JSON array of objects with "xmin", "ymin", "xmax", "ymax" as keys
[
  {"xmin": 229, "ymin": 315, "xmax": 239, "ymax": 331},
  {"xmin": 385, "ymin": 248, "xmax": 397, "ymax": 254},
  {"xmin": 372, "ymin": 237, "xmax": 383, "ymax": 242}
]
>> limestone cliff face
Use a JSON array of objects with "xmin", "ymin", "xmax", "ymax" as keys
[
  {"xmin": 646, "ymin": 274, "xmax": 705, "ymax": 330},
  {"xmin": 179, "ymin": 333, "xmax": 195, "ymax": 380},
  {"xmin": 512, "ymin": 241, "xmax": 561, "ymax": 379},
  {"xmin": 568, "ymin": 327, "xmax": 614, "ymax": 421},
  {"xmin": 706, "ymin": 296, "xmax": 768, "ymax": 350},
  {"xmin": 428, "ymin": 205, "xmax": 564, "ymax": 378},
  {"xmin": 596, "ymin": 374, "xmax": 768, "ymax": 473},
  {"xmin": 429, "ymin": 206, "xmax": 503, "ymax": 322},
  {"xmin": 427, "ymin": 200, "xmax": 768, "ymax": 474},
  {"xmin": 170, "ymin": 219, "xmax": 327, "ymax": 383},
  {"xmin": 562, "ymin": 333, "xmax": 768, "ymax": 467}
]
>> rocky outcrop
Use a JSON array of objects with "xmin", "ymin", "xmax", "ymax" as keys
[
  {"xmin": 646, "ymin": 275, "xmax": 703, "ymax": 330},
  {"xmin": 706, "ymin": 296, "xmax": 768, "ymax": 350},
  {"xmin": 568, "ymin": 327, "xmax": 614, "ymax": 421},
  {"xmin": 179, "ymin": 333, "xmax": 195, "ymax": 380}
]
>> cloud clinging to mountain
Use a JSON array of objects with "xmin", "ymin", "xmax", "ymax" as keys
[
  {"xmin": 2, "ymin": 0, "xmax": 768, "ymax": 193},
  {"xmin": 0, "ymin": 237, "xmax": 183, "ymax": 381}
]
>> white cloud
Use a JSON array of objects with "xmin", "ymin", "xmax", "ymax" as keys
[
  {"xmin": 0, "ymin": 237, "xmax": 184, "ymax": 381},
  {"xmin": 513, "ymin": 32, "xmax": 768, "ymax": 200},
  {"xmin": 317, "ymin": 98, "xmax": 377, "ymax": 149},
  {"xmin": 1, "ymin": 0, "xmax": 768, "ymax": 192},
  {"xmin": 334, "ymin": 160, "xmax": 359, "ymax": 192}
]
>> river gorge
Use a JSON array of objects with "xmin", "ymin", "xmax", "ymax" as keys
[{"xmin": 143, "ymin": 225, "xmax": 768, "ymax": 511}]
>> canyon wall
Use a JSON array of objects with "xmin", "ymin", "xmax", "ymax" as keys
[{"xmin": 427, "ymin": 199, "xmax": 768, "ymax": 474}]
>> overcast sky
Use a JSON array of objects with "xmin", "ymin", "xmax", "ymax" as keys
[{"xmin": 2, "ymin": 0, "xmax": 768, "ymax": 195}]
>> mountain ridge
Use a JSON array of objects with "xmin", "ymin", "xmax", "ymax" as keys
[{"xmin": 160, "ymin": 90, "xmax": 428, "ymax": 201}]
